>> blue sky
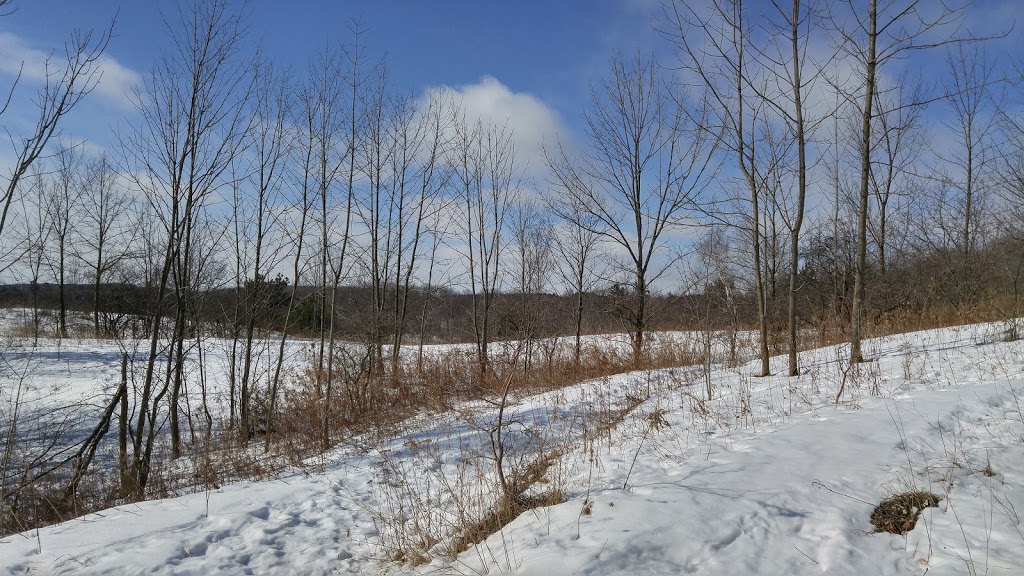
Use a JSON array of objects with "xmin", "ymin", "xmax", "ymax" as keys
[
  {"xmin": 2, "ymin": 0, "xmax": 1024, "ymax": 181},
  {"xmin": 0, "ymin": 0, "xmax": 667, "ymax": 154}
]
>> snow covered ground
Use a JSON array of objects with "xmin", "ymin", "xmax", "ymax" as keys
[{"xmin": 3, "ymin": 318, "xmax": 1024, "ymax": 575}]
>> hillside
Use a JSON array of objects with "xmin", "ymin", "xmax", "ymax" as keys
[{"xmin": 2, "ymin": 321, "xmax": 1023, "ymax": 575}]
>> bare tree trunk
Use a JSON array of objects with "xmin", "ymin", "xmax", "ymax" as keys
[
  {"xmin": 43, "ymin": 142, "xmax": 83, "ymax": 340},
  {"xmin": 417, "ymin": 232, "xmax": 442, "ymax": 373},
  {"xmin": 62, "ymin": 365, "xmax": 127, "ymax": 506},
  {"xmin": 945, "ymin": 44, "xmax": 997, "ymax": 258},
  {"xmin": 574, "ymin": 288, "xmax": 585, "ymax": 364},
  {"xmin": 850, "ymin": 0, "xmax": 877, "ymax": 366},
  {"xmin": 838, "ymin": 0, "xmax": 972, "ymax": 365},
  {"xmin": 322, "ymin": 27, "xmax": 364, "ymax": 450},
  {"xmin": 118, "ymin": 353, "xmax": 130, "ymax": 496},
  {"xmin": 266, "ymin": 84, "xmax": 316, "ymax": 452},
  {"xmin": 633, "ymin": 270, "xmax": 646, "ymax": 366}
]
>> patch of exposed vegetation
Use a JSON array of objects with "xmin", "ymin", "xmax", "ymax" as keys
[{"xmin": 870, "ymin": 491, "xmax": 942, "ymax": 534}]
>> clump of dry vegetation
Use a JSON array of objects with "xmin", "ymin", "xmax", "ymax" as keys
[{"xmin": 870, "ymin": 491, "xmax": 942, "ymax": 534}]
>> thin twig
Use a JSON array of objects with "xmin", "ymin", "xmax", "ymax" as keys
[
  {"xmin": 793, "ymin": 544, "xmax": 819, "ymax": 565},
  {"xmin": 812, "ymin": 479, "xmax": 875, "ymax": 506}
]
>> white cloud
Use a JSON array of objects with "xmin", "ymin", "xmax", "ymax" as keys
[
  {"xmin": 91, "ymin": 54, "xmax": 142, "ymax": 107},
  {"xmin": 0, "ymin": 33, "xmax": 43, "ymax": 80},
  {"xmin": 0, "ymin": 32, "xmax": 140, "ymax": 109},
  {"xmin": 425, "ymin": 76, "xmax": 567, "ymax": 176}
]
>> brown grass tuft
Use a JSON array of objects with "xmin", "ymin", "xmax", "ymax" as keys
[{"xmin": 870, "ymin": 491, "xmax": 941, "ymax": 534}]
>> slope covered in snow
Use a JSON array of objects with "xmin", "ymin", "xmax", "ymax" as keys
[{"xmin": 3, "ymin": 321, "xmax": 1024, "ymax": 575}]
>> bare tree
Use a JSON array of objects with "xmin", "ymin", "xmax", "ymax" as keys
[
  {"xmin": 660, "ymin": 0, "xmax": 773, "ymax": 375},
  {"xmin": 823, "ymin": 69, "xmax": 856, "ymax": 321},
  {"xmin": 265, "ymin": 61, "xmax": 320, "ymax": 451},
  {"xmin": 760, "ymin": 127, "xmax": 791, "ymax": 315},
  {"xmin": 304, "ymin": 43, "xmax": 348, "ymax": 397},
  {"xmin": 17, "ymin": 169, "xmax": 50, "ymax": 345},
  {"xmin": 547, "ymin": 192, "xmax": 601, "ymax": 365},
  {"xmin": 941, "ymin": 43, "xmax": 999, "ymax": 257},
  {"xmin": 416, "ymin": 216, "xmax": 454, "ymax": 373},
  {"xmin": 452, "ymin": 117, "xmax": 521, "ymax": 380},
  {"xmin": 42, "ymin": 141, "xmax": 84, "ymax": 338},
  {"xmin": 321, "ymin": 26, "xmax": 373, "ymax": 450},
  {"xmin": 680, "ymin": 0, "xmax": 834, "ymax": 375},
  {"xmin": 509, "ymin": 199, "xmax": 554, "ymax": 371},
  {"xmin": 753, "ymin": 0, "xmax": 833, "ymax": 376},
  {"xmin": 691, "ymin": 226, "xmax": 741, "ymax": 398},
  {"xmin": 389, "ymin": 95, "xmax": 453, "ymax": 371},
  {"xmin": 232, "ymin": 55, "xmax": 292, "ymax": 442},
  {"xmin": 358, "ymin": 65, "xmax": 399, "ymax": 377},
  {"xmin": 547, "ymin": 52, "xmax": 716, "ymax": 365},
  {"xmin": 869, "ymin": 71, "xmax": 924, "ymax": 276},
  {"xmin": 78, "ymin": 153, "xmax": 134, "ymax": 337},
  {"xmin": 121, "ymin": 0, "xmax": 253, "ymax": 489},
  {"xmin": 832, "ymin": 0, "xmax": 974, "ymax": 364},
  {"xmin": 0, "ymin": 9, "xmax": 114, "ymax": 253},
  {"xmin": 358, "ymin": 88, "xmax": 453, "ymax": 376}
]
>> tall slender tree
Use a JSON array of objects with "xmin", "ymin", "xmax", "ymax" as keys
[
  {"xmin": 664, "ymin": 0, "xmax": 773, "ymax": 376},
  {"xmin": 452, "ymin": 117, "xmax": 520, "ymax": 380},
  {"xmin": 42, "ymin": 141, "xmax": 84, "ymax": 338},
  {"xmin": 79, "ymin": 153, "xmax": 134, "ymax": 337},
  {"xmin": 942, "ymin": 43, "xmax": 998, "ymax": 257},
  {"xmin": 833, "ymin": 0, "xmax": 974, "ymax": 365},
  {"xmin": 235, "ymin": 55, "xmax": 292, "ymax": 442}
]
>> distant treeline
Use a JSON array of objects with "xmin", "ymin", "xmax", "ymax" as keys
[
  {"xmin": 3, "ymin": 228, "xmax": 1022, "ymax": 346},
  {"xmin": 0, "ymin": 281, "xmax": 734, "ymax": 342}
]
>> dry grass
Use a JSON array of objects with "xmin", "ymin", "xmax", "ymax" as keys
[
  {"xmin": 801, "ymin": 299, "xmax": 1018, "ymax": 354},
  {"xmin": 1, "ymin": 459, "xmax": 124, "ymax": 536},
  {"xmin": 366, "ymin": 343, "xmax": 680, "ymax": 565},
  {"xmin": 870, "ymin": 491, "xmax": 942, "ymax": 535},
  {"xmin": 450, "ymin": 489, "xmax": 565, "ymax": 556}
]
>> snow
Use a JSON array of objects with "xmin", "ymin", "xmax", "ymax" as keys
[{"xmin": 3, "ymin": 318, "xmax": 1024, "ymax": 575}]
